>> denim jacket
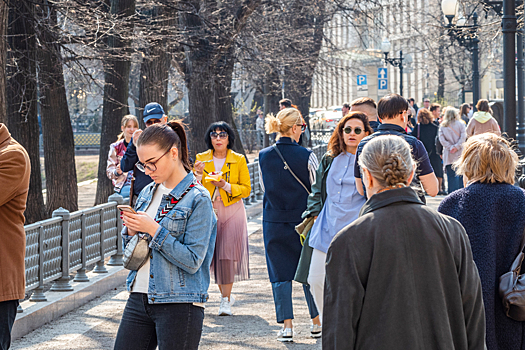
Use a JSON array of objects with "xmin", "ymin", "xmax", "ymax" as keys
[{"xmin": 122, "ymin": 172, "xmax": 217, "ymax": 304}]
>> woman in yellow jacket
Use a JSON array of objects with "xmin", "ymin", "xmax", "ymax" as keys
[{"xmin": 194, "ymin": 122, "xmax": 251, "ymax": 316}]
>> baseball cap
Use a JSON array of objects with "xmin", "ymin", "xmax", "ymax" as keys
[
  {"xmin": 423, "ymin": 98, "xmax": 430, "ymax": 102},
  {"xmin": 143, "ymin": 102, "xmax": 165, "ymax": 123}
]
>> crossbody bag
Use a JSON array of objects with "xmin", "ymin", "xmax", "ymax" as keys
[
  {"xmin": 123, "ymin": 182, "xmax": 196, "ymax": 270},
  {"xmin": 272, "ymin": 144, "xmax": 310, "ymax": 195}
]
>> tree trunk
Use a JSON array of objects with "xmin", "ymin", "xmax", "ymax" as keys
[
  {"xmin": 37, "ymin": 4, "xmax": 78, "ymax": 215},
  {"xmin": 138, "ymin": 46, "xmax": 170, "ymax": 116},
  {"xmin": 214, "ymin": 52, "xmax": 246, "ymax": 158},
  {"xmin": 186, "ymin": 57, "xmax": 216, "ymax": 158},
  {"xmin": 7, "ymin": 1, "xmax": 45, "ymax": 223},
  {"xmin": 95, "ymin": 0, "xmax": 135, "ymax": 205},
  {"xmin": 0, "ymin": 1, "xmax": 7, "ymax": 125}
]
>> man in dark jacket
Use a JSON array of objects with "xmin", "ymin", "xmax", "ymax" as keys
[
  {"xmin": 354, "ymin": 94, "xmax": 439, "ymax": 199},
  {"xmin": 323, "ymin": 186, "xmax": 486, "ymax": 350},
  {"xmin": 120, "ymin": 102, "xmax": 167, "ymax": 200}
]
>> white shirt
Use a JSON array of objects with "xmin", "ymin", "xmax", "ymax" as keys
[{"xmin": 132, "ymin": 184, "xmax": 172, "ymax": 294}]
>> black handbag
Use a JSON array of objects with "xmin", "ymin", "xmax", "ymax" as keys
[{"xmin": 499, "ymin": 229, "xmax": 525, "ymax": 321}]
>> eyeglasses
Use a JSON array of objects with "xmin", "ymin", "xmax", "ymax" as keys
[
  {"xmin": 210, "ymin": 131, "xmax": 228, "ymax": 140},
  {"xmin": 296, "ymin": 123, "xmax": 307, "ymax": 132},
  {"xmin": 145, "ymin": 119, "xmax": 162, "ymax": 127},
  {"xmin": 136, "ymin": 149, "xmax": 171, "ymax": 172},
  {"xmin": 343, "ymin": 126, "xmax": 363, "ymax": 135}
]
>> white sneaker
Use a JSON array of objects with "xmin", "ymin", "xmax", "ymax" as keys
[
  {"xmin": 218, "ymin": 297, "xmax": 232, "ymax": 316},
  {"xmin": 277, "ymin": 328, "xmax": 293, "ymax": 342},
  {"xmin": 310, "ymin": 323, "xmax": 322, "ymax": 338},
  {"xmin": 229, "ymin": 295, "xmax": 235, "ymax": 307}
]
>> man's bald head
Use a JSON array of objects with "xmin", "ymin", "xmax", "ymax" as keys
[{"xmin": 350, "ymin": 97, "xmax": 378, "ymax": 121}]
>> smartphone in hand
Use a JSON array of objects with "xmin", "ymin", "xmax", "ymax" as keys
[{"xmin": 117, "ymin": 205, "xmax": 137, "ymax": 214}]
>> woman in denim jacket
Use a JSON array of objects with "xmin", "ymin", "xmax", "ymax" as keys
[{"xmin": 114, "ymin": 121, "xmax": 217, "ymax": 350}]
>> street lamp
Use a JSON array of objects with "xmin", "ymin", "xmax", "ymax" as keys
[
  {"xmin": 381, "ymin": 39, "xmax": 413, "ymax": 97},
  {"xmin": 481, "ymin": 0, "xmax": 520, "ymax": 149},
  {"xmin": 441, "ymin": 1, "xmax": 480, "ymax": 111}
]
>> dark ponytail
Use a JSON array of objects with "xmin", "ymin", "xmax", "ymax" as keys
[{"xmin": 136, "ymin": 121, "xmax": 192, "ymax": 173}]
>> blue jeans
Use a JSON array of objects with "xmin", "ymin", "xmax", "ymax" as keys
[
  {"xmin": 118, "ymin": 185, "xmax": 131, "ymax": 199},
  {"xmin": 271, "ymin": 281, "xmax": 319, "ymax": 323},
  {"xmin": 113, "ymin": 293, "xmax": 204, "ymax": 350},
  {"xmin": 445, "ymin": 165, "xmax": 463, "ymax": 194},
  {"xmin": 0, "ymin": 300, "xmax": 18, "ymax": 350}
]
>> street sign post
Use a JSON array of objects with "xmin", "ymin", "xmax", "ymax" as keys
[
  {"xmin": 378, "ymin": 68, "xmax": 388, "ymax": 91},
  {"xmin": 357, "ymin": 75, "xmax": 368, "ymax": 97}
]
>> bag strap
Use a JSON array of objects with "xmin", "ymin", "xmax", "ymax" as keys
[
  {"xmin": 272, "ymin": 144, "xmax": 311, "ymax": 195},
  {"xmin": 154, "ymin": 182, "xmax": 195, "ymax": 223}
]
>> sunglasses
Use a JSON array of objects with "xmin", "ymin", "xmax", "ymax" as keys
[
  {"xmin": 343, "ymin": 126, "xmax": 363, "ymax": 135},
  {"xmin": 210, "ymin": 131, "xmax": 228, "ymax": 140},
  {"xmin": 297, "ymin": 123, "xmax": 307, "ymax": 132},
  {"xmin": 145, "ymin": 119, "xmax": 162, "ymax": 127}
]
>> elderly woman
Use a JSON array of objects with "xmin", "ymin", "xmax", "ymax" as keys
[
  {"xmin": 438, "ymin": 107, "xmax": 466, "ymax": 193},
  {"xmin": 323, "ymin": 135, "xmax": 486, "ymax": 350},
  {"xmin": 194, "ymin": 121, "xmax": 251, "ymax": 317},
  {"xmin": 259, "ymin": 107, "xmax": 321, "ymax": 342},
  {"xmin": 299, "ymin": 112, "xmax": 371, "ymax": 324},
  {"xmin": 439, "ymin": 133, "xmax": 525, "ymax": 350}
]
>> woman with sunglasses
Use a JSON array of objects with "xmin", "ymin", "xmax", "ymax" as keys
[
  {"xmin": 299, "ymin": 112, "xmax": 372, "ymax": 326},
  {"xmin": 258, "ymin": 108, "xmax": 321, "ymax": 342},
  {"xmin": 193, "ymin": 121, "xmax": 251, "ymax": 317},
  {"xmin": 114, "ymin": 122, "xmax": 217, "ymax": 350}
]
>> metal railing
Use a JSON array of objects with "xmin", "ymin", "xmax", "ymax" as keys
[
  {"xmin": 22, "ymin": 143, "xmax": 327, "ymax": 305},
  {"xmin": 22, "ymin": 194, "xmax": 126, "ymax": 305}
]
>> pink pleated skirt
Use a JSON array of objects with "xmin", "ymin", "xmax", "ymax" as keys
[{"xmin": 211, "ymin": 199, "xmax": 250, "ymax": 285}]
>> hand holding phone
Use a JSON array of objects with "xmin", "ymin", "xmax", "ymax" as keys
[{"xmin": 117, "ymin": 205, "xmax": 137, "ymax": 214}]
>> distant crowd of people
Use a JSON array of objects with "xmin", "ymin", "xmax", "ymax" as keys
[{"xmin": 0, "ymin": 91, "xmax": 521, "ymax": 350}]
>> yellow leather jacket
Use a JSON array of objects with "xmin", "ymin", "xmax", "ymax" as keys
[{"xmin": 195, "ymin": 149, "xmax": 251, "ymax": 207}]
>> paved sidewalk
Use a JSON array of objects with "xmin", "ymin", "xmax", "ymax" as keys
[{"xmin": 12, "ymin": 196, "xmax": 445, "ymax": 350}]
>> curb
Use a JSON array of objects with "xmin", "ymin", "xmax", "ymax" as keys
[{"xmin": 12, "ymin": 265, "xmax": 128, "ymax": 341}]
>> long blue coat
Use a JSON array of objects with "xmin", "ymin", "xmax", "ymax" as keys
[
  {"xmin": 259, "ymin": 137, "xmax": 312, "ymax": 282},
  {"xmin": 439, "ymin": 182, "xmax": 525, "ymax": 350}
]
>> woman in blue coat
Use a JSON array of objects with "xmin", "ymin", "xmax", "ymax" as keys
[
  {"xmin": 439, "ymin": 133, "xmax": 525, "ymax": 350},
  {"xmin": 258, "ymin": 107, "xmax": 321, "ymax": 342}
]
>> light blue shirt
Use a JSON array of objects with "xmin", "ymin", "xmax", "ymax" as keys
[{"xmin": 308, "ymin": 152, "xmax": 366, "ymax": 253}]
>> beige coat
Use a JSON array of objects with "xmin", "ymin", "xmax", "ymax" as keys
[
  {"xmin": 466, "ymin": 113, "xmax": 501, "ymax": 137},
  {"xmin": 0, "ymin": 124, "xmax": 31, "ymax": 302}
]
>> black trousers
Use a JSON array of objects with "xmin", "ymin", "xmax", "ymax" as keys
[
  {"xmin": 0, "ymin": 300, "xmax": 18, "ymax": 350},
  {"xmin": 113, "ymin": 293, "xmax": 204, "ymax": 350}
]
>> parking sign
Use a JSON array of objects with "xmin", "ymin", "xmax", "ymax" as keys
[
  {"xmin": 378, "ymin": 68, "xmax": 388, "ymax": 90},
  {"xmin": 357, "ymin": 75, "xmax": 368, "ymax": 97}
]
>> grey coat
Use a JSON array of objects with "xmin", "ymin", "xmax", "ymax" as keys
[{"xmin": 323, "ymin": 187, "xmax": 486, "ymax": 350}]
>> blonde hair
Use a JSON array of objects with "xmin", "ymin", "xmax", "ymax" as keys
[
  {"xmin": 117, "ymin": 115, "xmax": 139, "ymax": 141},
  {"xmin": 358, "ymin": 135, "xmax": 415, "ymax": 188},
  {"xmin": 441, "ymin": 107, "xmax": 460, "ymax": 127},
  {"xmin": 454, "ymin": 133, "xmax": 518, "ymax": 185},
  {"xmin": 265, "ymin": 108, "xmax": 302, "ymax": 138}
]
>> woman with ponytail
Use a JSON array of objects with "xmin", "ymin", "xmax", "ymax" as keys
[
  {"xmin": 323, "ymin": 135, "xmax": 486, "ymax": 349},
  {"xmin": 258, "ymin": 108, "xmax": 321, "ymax": 342},
  {"xmin": 114, "ymin": 121, "xmax": 217, "ymax": 350}
]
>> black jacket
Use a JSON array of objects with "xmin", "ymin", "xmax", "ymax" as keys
[
  {"xmin": 120, "ymin": 138, "xmax": 153, "ymax": 196},
  {"xmin": 323, "ymin": 186, "xmax": 486, "ymax": 350}
]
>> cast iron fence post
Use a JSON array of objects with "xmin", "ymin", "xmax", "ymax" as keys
[
  {"xmin": 50, "ymin": 208, "xmax": 74, "ymax": 291},
  {"xmin": 108, "ymin": 194, "xmax": 125, "ymax": 266}
]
